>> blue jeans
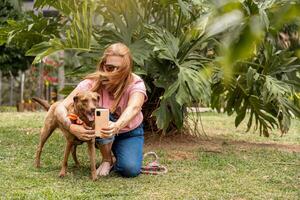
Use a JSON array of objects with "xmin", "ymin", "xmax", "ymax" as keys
[
  {"xmin": 95, "ymin": 135, "xmax": 114, "ymax": 145},
  {"xmin": 112, "ymin": 124, "xmax": 144, "ymax": 178}
]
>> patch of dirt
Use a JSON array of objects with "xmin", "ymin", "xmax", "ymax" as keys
[
  {"xmin": 167, "ymin": 150, "xmax": 197, "ymax": 161},
  {"xmin": 144, "ymin": 132, "xmax": 300, "ymax": 160}
]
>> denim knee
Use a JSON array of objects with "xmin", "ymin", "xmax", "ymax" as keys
[
  {"xmin": 118, "ymin": 163, "xmax": 141, "ymax": 178},
  {"xmin": 95, "ymin": 136, "xmax": 114, "ymax": 145}
]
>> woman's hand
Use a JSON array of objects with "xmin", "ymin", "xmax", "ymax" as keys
[
  {"xmin": 100, "ymin": 121, "xmax": 121, "ymax": 138},
  {"xmin": 69, "ymin": 124, "xmax": 95, "ymax": 141}
]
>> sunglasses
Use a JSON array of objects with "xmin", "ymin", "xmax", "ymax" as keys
[{"xmin": 103, "ymin": 64, "xmax": 120, "ymax": 72}]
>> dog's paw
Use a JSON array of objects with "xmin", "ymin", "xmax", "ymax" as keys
[
  {"xmin": 74, "ymin": 163, "xmax": 80, "ymax": 168},
  {"xmin": 91, "ymin": 174, "xmax": 98, "ymax": 181},
  {"xmin": 34, "ymin": 160, "xmax": 41, "ymax": 168},
  {"xmin": 59, "ymin": 170, "xmax": 66, "ymax": 178},
  {"xmin": 35, "ymin": 163, "xmax": 41, "ymax": 168}
]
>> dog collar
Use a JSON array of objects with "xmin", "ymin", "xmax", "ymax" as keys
[{"xmin": 67, "ymin": 113, "xmax": 84, "ymax": 125}]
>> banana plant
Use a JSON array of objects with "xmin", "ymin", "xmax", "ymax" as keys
[
  {"xmin": 26, "ymin": 0, "xmax": 96, "ymax": 63},
  {"xmin": 0, "ymin": 11, "xmax": 62, "ymax": 53}
]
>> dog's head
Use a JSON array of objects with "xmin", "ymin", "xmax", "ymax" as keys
[{"xmin": 73, "ymin": 91, "xmax": 100, "ymax": 125}]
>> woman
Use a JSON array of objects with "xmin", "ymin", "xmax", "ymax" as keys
[{"xmin": 55, "ymin": 43, "xmax": 147, "ymax": 178}]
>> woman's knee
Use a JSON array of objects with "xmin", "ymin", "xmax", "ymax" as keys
[{"xmin": 118, "ymin": 163, "xmax": 141, "ymax": 178}]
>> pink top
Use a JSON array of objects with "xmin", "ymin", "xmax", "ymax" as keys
[{"xmin": 76, "ymin": 73, "xmax": 147, "ymax": 133}]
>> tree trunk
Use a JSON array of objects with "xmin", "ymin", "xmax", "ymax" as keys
[
  {"xmin": 45, "ymin": 81, "xmax": 49, "ymax": 101},
  {"xmin": 57, "ymin": 65, "xmax": 65, "ymax": 100},
  {"xmin": 9, "ymin": 71, "xmax": 14, "ymax": 106},
  {"xmin": 20, "ymin": 71, "xmax": 25, "ymax": 103},
  {"xmin": 0, "ymin": 70, "xmax": 2, "ymax": 106},
  {"xmin": 37, "ymin": 63, "xmax": 44, "ymax": 98}
]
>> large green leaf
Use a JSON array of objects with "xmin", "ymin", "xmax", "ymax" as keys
[
  {"xmin": 34, "ymin": 0, "xmax": 77, "ymax": 15},
  {"xmin": 26, "ymin": 39, "xmax": 66, "ymax": 63},
  {"xmin": 228, "ymin": 15, "xmax": 264, "ymax": 63},
  {"xmin": 24, "ymin": 1, "xmax": 95, "ymax": 63},
  {"xmin": 129, "ymin": 39, "xmax": 152, "ymax": 67},
  {"xmin": 146, "ymin": 26, "xmax": 180, "ymax": 62},
  {"xmin": 1, "ymin": 12, "xmax": 61, "ymax": 50},
  {"xmin": 165, "ymin": 61, "xmax": 211, "ymax": 105},
  {"xmin": 262, "ymin": 76, "xmax": 291, "ymax": 103},
  {"xmin": 152, "ymin": 99, "xmax": 172, "ymax": 133}
]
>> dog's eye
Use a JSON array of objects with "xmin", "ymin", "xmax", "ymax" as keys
[{"xmin": 82, "ymin": 99, "xmax": 88, "ymax": 103}]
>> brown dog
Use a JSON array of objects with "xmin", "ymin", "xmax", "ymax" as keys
[{"xmin": 32, "ymin": 91, "xmax": 99, "ymax": 180}]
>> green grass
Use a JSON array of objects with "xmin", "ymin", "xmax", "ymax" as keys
[
  {"xmin": 188, "ymin": 112, "xmax": 300, "ymax": 145},
  {"xmin": 0, "ymin": 106, "xmax": 17, "ymax": 112},
  {"xmin": 0, "ymin": 112, "xmax": 299, "ymax": 199}
]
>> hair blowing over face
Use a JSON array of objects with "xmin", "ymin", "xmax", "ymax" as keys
[{"xmin": 85, "ymin": 43, "xmax": 133, "ymax": 113}]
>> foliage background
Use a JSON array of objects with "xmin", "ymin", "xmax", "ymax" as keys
[{"xmin": 1, "ymin": 0, "xmax": 300, "ymax": 136}]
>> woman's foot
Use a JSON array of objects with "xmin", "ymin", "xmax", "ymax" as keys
[{"xmin": 96, "ymin": 161, "xmax": 112, "ymax": 177}]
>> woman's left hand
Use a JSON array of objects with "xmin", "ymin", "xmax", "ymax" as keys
[{"xmin": 100, "ymin": 121, "xmax": 121, "ymax": 138}]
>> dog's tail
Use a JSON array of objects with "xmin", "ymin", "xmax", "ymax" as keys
[{"xmin": 32, "ymin": 97, "xmax": 51, "ymax": 111}]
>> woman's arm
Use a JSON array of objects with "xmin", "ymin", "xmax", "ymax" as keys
[
  {"xmin": 116, "ymin": 92, "xmax": 145, "ymax": 129},
  {"xmin": 54, "ymin": 89, "xmax": 77, "ymax": 130},
  {"xmin": 54, "ymin": 88, "xmax": 95, "ymax": 141},
  {"xmin": 101, "ymin": 92, "xmax": 145, "ymax": 136}
]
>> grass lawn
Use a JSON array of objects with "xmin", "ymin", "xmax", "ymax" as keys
[{"xmin": 0, "ymin": 112, "xmax": 299, "ymax": 199}]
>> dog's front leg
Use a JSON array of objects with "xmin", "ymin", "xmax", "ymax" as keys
[
  {"xmin": 71, "ymin": 145, "xmax": 80, "ymax": 167},
  {"xmin": 59, "ymin": 140, "xmax": 73, "ymax": 178},
  {"xmin": 87, "ymin": 139, "xmax": 97, "ymax": 181}
]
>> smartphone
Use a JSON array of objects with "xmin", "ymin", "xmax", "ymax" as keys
[{"xmin": 95, "ymin": 108, "xmax": 109, "ymax": 137}]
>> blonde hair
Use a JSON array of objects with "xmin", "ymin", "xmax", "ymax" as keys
[{"xmin": 85, "ymin": 43, "xmax": 133, "ymax": 113}]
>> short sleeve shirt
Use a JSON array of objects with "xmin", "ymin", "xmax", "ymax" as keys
[{"xmin": 76, "ymin": 73, "xmax": 147, "ymax": 133}]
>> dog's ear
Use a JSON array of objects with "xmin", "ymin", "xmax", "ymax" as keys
[{"xmin": 73, "ymin": 94, "xmax": 79, "ymax": 103}]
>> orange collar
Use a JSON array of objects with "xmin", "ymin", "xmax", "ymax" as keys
[{"xmin": 67, "ymin": 113, "xmax": 84, "ymax": 125}]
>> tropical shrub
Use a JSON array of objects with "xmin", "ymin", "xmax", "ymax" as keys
[
  {"xmin": 209, "ymin": 0, "xmax": 300, "ymax": 136},
  {"xmin": 2, "ymin": 0, "xmax": 300, "ymax": 136}
]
